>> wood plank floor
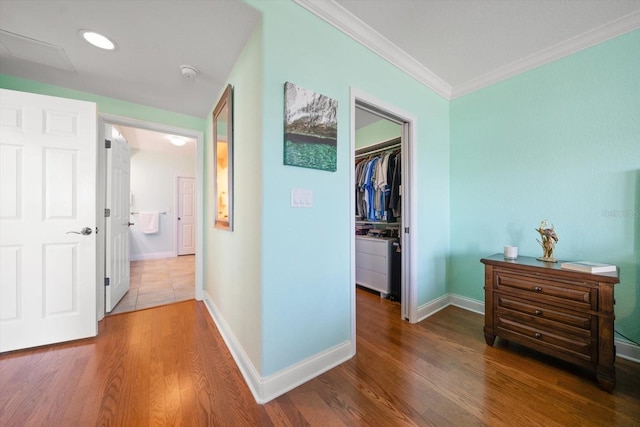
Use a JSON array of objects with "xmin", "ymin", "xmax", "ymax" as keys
[{"xmin": 1, "ymin": 289, "xmax": 638, "ymax": 426}]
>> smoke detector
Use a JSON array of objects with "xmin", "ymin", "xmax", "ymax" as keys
[{"xmin": 180, "ymin": 65, "xmax": 198, "ymax": 79}]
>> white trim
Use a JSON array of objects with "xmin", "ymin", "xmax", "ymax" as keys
[
  {"xmin": 295, "ymin": 0, "xmax": 451, "ymax": 99},
  {"xmin": 202, "ymin": 290, "xmax": 353, "ymax": 404},
  {"xmin": 98, "ymin": 113, "xmax": 205, "ymax": 308},
  {"xmin": 449, "ymin": 293, "xmax": 485, "ymax": 315},
  {"xmin": 259, "ymin": 341, "xmax": 353, "ymax": 404},
  {"xmin": 616, "ymin": 339, "xmax": 640, "ymax": 364},
  {"xmin": 451, "ymin": 10, "xmax": 640, "ymax": 98},
  {"xmin": 416, "ymin": 294, "xmax": 450, "ymax": 322},
  {"xmin": 350, "ymin": 88, "xmax": 419, "ymax": 327},
  {"xmin": 295, "ymin": 1, "xmax": 640, "ymax": 100},
  {"xmin": 349, "ymin": 93, "xmax": 357, "ymax": 356},
  {"xmin": 129, "ymin": 251, "xmax": 176, "ymax": 261},
  {"xmin": 420, "ymin": 293, "xmax": 639, "ymax": 364}
]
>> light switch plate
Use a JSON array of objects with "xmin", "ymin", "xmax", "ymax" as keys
[{"xmin": 291, "ymin": 188, "xmax": 313, "ymax": 208}]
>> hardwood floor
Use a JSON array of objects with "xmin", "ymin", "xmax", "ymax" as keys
[{"xmin": 1, "ymin": 289, "xmax": 638, "ymax": 426}]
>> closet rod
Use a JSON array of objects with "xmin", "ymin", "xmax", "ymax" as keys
[{"xmin": 355, "ymin": 142, "xmax": 401, "ymax": 159}]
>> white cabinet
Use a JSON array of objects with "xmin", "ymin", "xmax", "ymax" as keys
[{"xmin": 355, "ymin": 236, "xmax": 394, "ymax": 295}]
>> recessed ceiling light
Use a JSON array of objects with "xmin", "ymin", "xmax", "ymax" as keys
[
  {"xmin": 78, "ymin": 29, "xmax": 117, "ymax": 50},
  {"xmin": 169, "ymin": 137, "xmax": 186, "ymax": 147}
]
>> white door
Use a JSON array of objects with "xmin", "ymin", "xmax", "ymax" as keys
[
  {"xmin": 0, "ymin": 89, "xmax": 97, "ymax": 352},
  {"xmin": 105, "ymin": 125, "xmax": 131, "ymax": 312},
  {"xmin": 177, "ymin": 176, "xmax": 195, "ymax": 255}
]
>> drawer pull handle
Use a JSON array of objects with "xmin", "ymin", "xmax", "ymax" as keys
[
  {"xmin": 534, "ymin": 286, "xmax": 542, "ymax": 292},
  {"xmin": 534, "ymin": 332, "xmax": 542, "ymax": 339},
  {"xmin": 534, "ymin": 310, "xmax": 542, "ymax": 316}
]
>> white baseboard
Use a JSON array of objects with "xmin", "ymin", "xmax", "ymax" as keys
[
  {"xmin": 449, "ymin": 293, "xmax": 485, "ymax": 315},
  {"xmin": 202, "ymin": 291, "xmax": 353, "ymax": 404},
  {"xmin": 259, "ymin": 340, "xmax": 353, "ymax": 404},
  {"xmin": 422, "ymin": 293, "xmax": 639, "ymax": 364},
  {"xmin": 416, "ymin": 293, "xmax": 450, "ymax": 322},
  {"xmin": 615, "ymin": 339, "xmax": 640, "ymax": 363},
  {"xmin": 130, "ymin": 251, "xmax": 176, "ymax": 261}
]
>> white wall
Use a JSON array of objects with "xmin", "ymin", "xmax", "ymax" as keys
[{"xmin": 129, "ymin": 148, "xmax": 195, "ymax": 260}]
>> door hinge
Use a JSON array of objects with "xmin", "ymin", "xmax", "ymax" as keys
[
  {"xmin": 105, "ymin": 139, "xmax": 111, "ymax": 149},
  {"xmin": 404, "ymin": 227, "xmax": 410, "ymax": 234},
  {"xmin": 105, "ymin": 277, "xmax": 110, "ymax": 287},
  {"xmin": 104, "ymin": 208, "xmax": 111, "ymax": 217}
]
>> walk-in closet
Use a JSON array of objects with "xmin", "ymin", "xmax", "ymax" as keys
[{"xmin": 354, "ymin": 107, "xmax": 402, "ymax": 302}]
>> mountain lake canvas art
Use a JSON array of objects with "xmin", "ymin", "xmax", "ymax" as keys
[{"xmin": 284, "ymin": 82, "xmax": 338, "ymax": 172}]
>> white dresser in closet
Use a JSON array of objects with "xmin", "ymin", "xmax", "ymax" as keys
[{"xmin": 355, "ymin": 236, "xmax": 394, "ymax": 295}]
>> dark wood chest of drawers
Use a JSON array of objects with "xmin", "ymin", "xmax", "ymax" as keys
[{"xmin": 481, "ymin": 254, "xmax": 619, "ymax": 391}]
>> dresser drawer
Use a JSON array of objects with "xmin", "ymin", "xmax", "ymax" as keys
[
  {"xmin": 496, "ymin": 316, "xmax": 593, "ymax": 363},
  {"xmin": 495, "ymin": 271, "xmax": 596, "ymax": 310},
  {"xmin": 355, "ymin": 252, "xmax": 387, "ymax": 275},
  {"xmin": 355, "ymin": 237, "xmax": 391, "ymax": 257},
  {"xmin": 497, "ymin": 295, "xmax": 592, "ymax": 330},
  {"xmin": 356, "ymin": 267, "xmax": 390, "ymax": 294}
]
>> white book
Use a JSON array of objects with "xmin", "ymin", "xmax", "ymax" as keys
[{"xmin": 560, "ymin": 261, "xmax": 617, "ymax": 274}]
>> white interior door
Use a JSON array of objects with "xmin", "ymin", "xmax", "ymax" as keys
[
  {"xmin": 105, "ymin": 125, "xmax": 131, "ymax": 312},
  {"xmin": 0, "ymin": 89, "xmax": 97, "ymax": 352},
  {"xmin": 177, "ymin": 176, "xmax": 195, "ymax": 255}
]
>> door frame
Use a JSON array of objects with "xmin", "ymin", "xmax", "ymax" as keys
[
  {"xmin": 96, "ymin": 114, "xmax": 204, "ymax": 321},
  {"xmin": 350, "ymin": 88, "xmax": 418, "ymax": 352}
]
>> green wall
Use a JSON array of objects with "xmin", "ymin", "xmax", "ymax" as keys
[
  {"xmin": 204, "ymin": 21, "xmax": 264, "ymax": 373},
  {"xmin": 355, "ymin": 119, "xmax": 402, "ymax": 148},
  {"xmin": 450, "ymin": 29, "xmax": 640, "ymax": 343},
  {"xmin": 251, "ymin": 0, "xmax": 450, "ymax": 376},
  {"xmin": 0, "ymin": 74, "xmax": 205, "ymax": 132}
]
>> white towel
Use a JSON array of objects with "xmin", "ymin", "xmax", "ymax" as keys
[{"xmin": 139, "ymin": 211, "xmax": 159, "ymax": 234}]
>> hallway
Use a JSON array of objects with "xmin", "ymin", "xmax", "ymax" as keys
[{"xmin": 110, "ymin": 255, "xmax": 195, "ymax": 314}]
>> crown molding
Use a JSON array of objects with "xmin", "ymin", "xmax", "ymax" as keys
[
  {"xmin": 451, "ymin": 9, "xmax": 640, "ymax": 98},
  {"xmin": 294, "ymin": 1, "xmax": 640, "ymax": 100},
  {"xmin": 293, "ymin": 0, "xmax": 452, "ymax": 99}
]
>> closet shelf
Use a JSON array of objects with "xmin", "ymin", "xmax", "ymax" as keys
[
  {"xmin": 356, "ymin": 220, "xmax": 399, "ymax": 226},
  {"xmin": 355, "ymin": 137, "xmax": 401, "ymax": 159}
]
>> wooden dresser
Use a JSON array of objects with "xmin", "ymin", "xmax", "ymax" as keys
[{"xmin": 481, "ymin": 254, "xmax": 619, "ymax": 391}]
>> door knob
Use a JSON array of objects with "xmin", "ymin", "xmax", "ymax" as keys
[
  {"xmin": 66, "ymin": 227, "xmax": 93, "ymax": 235},
  {"xmin": 128, "ymin": 222, "xmax": 135, "ymax": 227}
]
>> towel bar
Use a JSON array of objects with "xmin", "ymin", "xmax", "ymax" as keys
[{"xmin": 130, "ymin": 211, "xmax": 167, "ymax": 215}]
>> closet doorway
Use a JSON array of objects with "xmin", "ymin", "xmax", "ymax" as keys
[{"xmin": 351, "ymin": 90, "xmax": 417, "ymax": 347}]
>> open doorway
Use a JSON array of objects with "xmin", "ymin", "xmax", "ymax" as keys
[
  {"xmin": 112, "ymin": 125, "xmax": 196, "ymax": 314},
  {"xmin": 350, "ymin": 89, "xmax": 418, "ymax": 352},
  {"xmin": 96, "ymin": 115, "xmax": 204, "ymax": 320}
]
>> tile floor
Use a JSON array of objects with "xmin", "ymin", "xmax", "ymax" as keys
[{"xmin": 109, "ymin": 255, "xmax": 195, "ymax": 315}]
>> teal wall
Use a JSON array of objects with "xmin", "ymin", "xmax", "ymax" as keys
[
  {"xmin": 251, "ymin": 0, "xmax": 450, "ymax": 376},
  {"xmin": 0, "ymin": 74, "xmax": 205, "ymax": 132},
  {"xmin": 204, "ymin": 22, "xmax": 264, "ymax": 372},
  {"xmin": 450, "ymin": 29, "xmax": 640, "ymax": 343},
  {"xmin": 355, "ymin": 119, "xmax": 402, "ymax": 148}
]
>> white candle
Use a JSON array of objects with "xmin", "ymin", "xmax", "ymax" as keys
[{"xmin": 504, "ymin": 245, "xmax": 518, "ymax": 260}]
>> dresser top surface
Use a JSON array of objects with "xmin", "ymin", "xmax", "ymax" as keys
[{"xmin": 481, "ymin": 253, "xmax": 619, "ymax": 283}]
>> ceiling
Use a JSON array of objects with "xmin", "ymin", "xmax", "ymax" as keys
[
  {"xmin": 1, "ymin": 1, "xmax": 639, "ymax": 119},
  {"xmin": 115, "ymin": 125, "xmax": 196, "ymax": 155},
  {"xmin": 0, "ymin": 0, "xmax": 260, "ymax": 118}
]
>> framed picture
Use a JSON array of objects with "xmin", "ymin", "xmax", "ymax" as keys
[
  {"xmin": 213, "ymin": 84, "xmax": 233, "ymax": 230},
  {"xmin": 284, "ymin": 82, "xmax": 338, "ymax": 172}
]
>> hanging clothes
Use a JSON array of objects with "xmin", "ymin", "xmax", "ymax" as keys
[{"xmin": 354, "ymin": 147, "xmax": 401, "ymax": 222}]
